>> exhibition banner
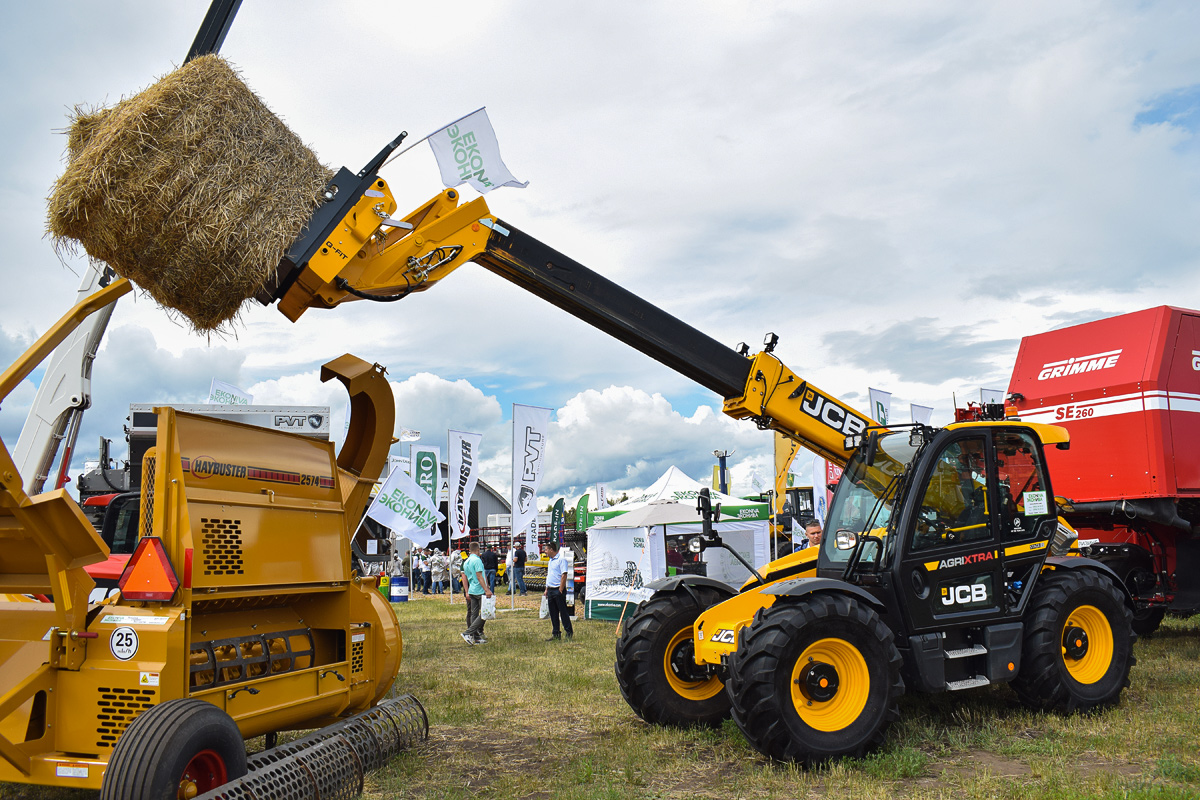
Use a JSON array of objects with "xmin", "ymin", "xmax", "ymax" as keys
[
  {"xmin": 428, "ymin": 107, "xmax": 529, "ymax": 194},
  {"xmin": 512, "ymin": 404, "xmax": 552, "ymax": 552},
  {"xmin": 207, "ymin": 379, "xmax": 251, "ymax": 406},
  {"xmin": 447, "ymin": 430, "xmax": 483, "ymax": 540},
  {"xmin": 365, "ymin": 466, "xmax": 445, "ymax": 537},
  {"xmin": 868, "ymin": 387, "xmax": 892, "ymax": 424},
  {"xmin": 911, "ymin": 403, "xmax": 934, "ymax": 425},
  {"xmin": 584, "ymin": 527, "xmax": 653, "ymax": 621}
]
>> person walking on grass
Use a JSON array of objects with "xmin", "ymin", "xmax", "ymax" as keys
[
  {"xmin": 481, "ymin": 544, "xmax": 499, "ymax": 592},
  {"xmin": 543, "ymin": 540, "xmax": 573, "ymax": 641},
  {"xmin": 461, "ymin": 542, "xmax": 492, "ymax": 645}
]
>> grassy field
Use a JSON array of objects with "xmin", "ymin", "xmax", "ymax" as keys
[{"xmin": 3, "ymin": 594, "xmax": 1198, "ymax": 799}]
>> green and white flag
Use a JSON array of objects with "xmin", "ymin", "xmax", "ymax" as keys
[
  {"xmin": 366, "ymin": 466, "xmax": 445, "ymax": 537},
  {"xmin": 868, "ymin": 387, "xmax": 892, "ymax": 425},
  {"xmin": 575, "ymin": 494, "xmax": 590, "ymax": 531},
  {"xmin": 411, "ymin": 445, "xmax": 441, "ymax": 505},
  {"xmin": 428, "ymin": 107, "xmax": 528, "ymax": 194}
]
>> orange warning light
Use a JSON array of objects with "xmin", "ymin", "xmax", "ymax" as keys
[{"xmin": 118, "ymin": 537, "xmax": 180, "ymax": 601}]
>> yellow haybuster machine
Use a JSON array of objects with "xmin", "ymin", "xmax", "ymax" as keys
[{"xmin": 0, "ymin": 283, "xmax": 426, "ymax": 797}]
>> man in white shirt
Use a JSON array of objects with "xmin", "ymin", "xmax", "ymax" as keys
[{"xmin": 543, "ymin": 541, "xmax": 574, "ymax": 641}]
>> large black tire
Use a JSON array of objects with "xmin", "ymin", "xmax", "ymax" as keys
[
  {"xmin": 1130, "ymin": 605, "xmax": 1166, "ymax": 637},
  {"xmin": 726, "ymin": 594, "xmax": 903, "ymax": 764},
  {"xmin": 1012, "ymin": 569, "xmax": 1135, "ymax": 713},
  {"xmin": 100, "ymin": 698, "xmax": 247, "ymax": 800},
  {"xmin": 615, "ymin": 589, "xmax": 731, "ymax": 727}
]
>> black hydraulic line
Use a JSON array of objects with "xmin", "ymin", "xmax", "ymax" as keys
[
  {"xmin": 476, "ymin": 221, "xmax": 752, "ymax": 399},
  {"xmin": 186, "ymin": 0, "xmax": 243, "ymax": 62}
]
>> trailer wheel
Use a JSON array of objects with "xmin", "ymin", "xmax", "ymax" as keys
[
  {"xmin": 615, "ymin": 588, "xmax": 731, "ymax": 726},
  {"xmin": 726, "ymin": 593, "xmax": 902, "ymax": 763},
  {"xmin": 100, "ymin": 698, "xmax": 246, "ymax": 800},
  {"xmin": 1013, "ymin": 569, "xmax": 1135, "ymax": 713},
  {"xmin": 1130, "ymin": 606, "xmax": 1165, "ymax": 637}
]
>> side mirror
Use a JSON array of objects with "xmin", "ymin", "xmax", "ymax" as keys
[{"xmin": 835, "ymin": 529, "xmax": 857, "ymax": 550}]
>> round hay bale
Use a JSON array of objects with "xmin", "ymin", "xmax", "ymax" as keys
[{"xmin": 47, "ymin": 55, "xmax": 332, "ymax": 332}]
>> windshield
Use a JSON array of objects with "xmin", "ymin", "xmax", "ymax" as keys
[{"xmin": 822, "ymin": 433, "xmax": 920, "ymax": 564}]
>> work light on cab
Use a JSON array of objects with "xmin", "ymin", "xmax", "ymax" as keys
[{"xmin": 117, "ymin": 536, "xmax": 180, "ymax": 601}]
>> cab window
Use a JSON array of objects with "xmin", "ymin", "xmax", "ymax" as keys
[
  {"xmin": 994, "ymin": 431, "xmax": 1050, "ymax": 540},
  {"xmin": 911, "ymin": 436, "xmax": 990, "ymax": 552}
]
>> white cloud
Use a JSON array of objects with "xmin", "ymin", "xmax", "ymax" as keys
[{"xmin": 2, "ymin": 2, "xmax": 1199, "ymax": 505}]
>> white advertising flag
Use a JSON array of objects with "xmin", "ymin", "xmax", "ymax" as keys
[
  {"xmin": 512, "ymin": 404, "xmax": 552, "ymax": 552},
  {"xmin": 428, "ymin": 107, "xmax": 528, "ymax": 194},
  {"xmin": 981, "ymin": 388, "xmax": 1005, "ymax": 406},
  {"xmin": 812, "ymin": 455, "xmax": 828, "ymax": 528},
  {"xmin": 448, "ymin": 430, "xmax": 483, "ymax": 540},
  {"xmin": 207, "ymin": 379, "xmax": 251, "ymax": 406},
  {"xmin": 867, "ymin": 387, "xmax": 892, "ymax": 425},
  {"xmin": 595, "ymin": 483, "xmax": 608, "ymax": 510},
  {"xmin": 911, "ymin": 404, "xmax": 934, "ymax": 425},
  {"xmin": 399, "ymin": 428, "xmax": 421, "ymax": 442},
  {"xmin": 365, "ymin": 465, "xmax": 445, "ymax": 537}
]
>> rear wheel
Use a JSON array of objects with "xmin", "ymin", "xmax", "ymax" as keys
[
  {"xmin": 726, "ymin": 593, "xmax": 903, "ymax": 763},
  {"xmin": 615, "ymin": 588, "xmax": 731, "ymax": 726},
  {"xmin": 1013, "ymin": 569, "xmax": 1135, "ymax": 712},
  {"xmin": 100, "ymin": 698, "xmax": 246, "ymax": 800},
  {"xmin": 1130, "ymin": 605, "xmax": 1166, "ymax": 637}
]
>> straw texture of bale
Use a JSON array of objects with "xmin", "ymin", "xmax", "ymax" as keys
[{"xmin": 47, "ymin": 55, "xmax": 332, "ymax": 331}]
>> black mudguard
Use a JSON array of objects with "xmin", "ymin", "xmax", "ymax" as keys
[
  {"xmin": 644, "ymin": 575, "xmax": 738, "ymax": 606},
  {"xmin": 760, "ymin": 576, "xmax": 887, "ymax": 613}
]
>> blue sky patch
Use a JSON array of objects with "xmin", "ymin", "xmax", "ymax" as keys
[{"xmin": 1133, "ymin": 84, "xmax": 1200, "ymax": 133}]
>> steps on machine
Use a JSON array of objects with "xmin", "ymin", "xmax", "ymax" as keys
[
  {"xmin": 946, "ymin": 676, "xmax": 990, "ymax": 691},
  {"xmin": 943, "ymin": 644, "xmax": 988, "ymax": 659}
]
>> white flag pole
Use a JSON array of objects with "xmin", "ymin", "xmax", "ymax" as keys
[{"xmin": 381, "ymin": 106, "xmax": 486, "ymax": 170}]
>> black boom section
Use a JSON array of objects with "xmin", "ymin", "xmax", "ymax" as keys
[
  {"xmin": 477, "ymin": 221, "xmax": 752, "ymax": 399},
  {"xmin": 186, "ymin": 0, "xmax": 243, "ymax": 62}
]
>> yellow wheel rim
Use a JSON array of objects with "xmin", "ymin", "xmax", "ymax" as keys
[
  {"xmin": 662, "ymin": 628, "xmax": 724, "ymax": 700},
  {"xmin": 1062, "ymin": 604, "xmax": 1114, "ymax": 684},
  {"xmin": 789, "ymin": 637, "xmax": 870, "ymax": 732}
]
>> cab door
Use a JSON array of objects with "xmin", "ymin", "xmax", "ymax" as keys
[{"xmin": 896, "ymin": 431, "xmax": 1010, "ymax": 633}]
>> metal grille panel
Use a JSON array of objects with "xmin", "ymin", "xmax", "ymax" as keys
[
  {"xmin": 196, "ymin": 694, "xmax": 428, "ymax": 800},
  {"xmin": 95, "ymin": 686, "xmax": 157, "ymax": 749},
  {"xmin": 351, "ymin": 640, "xmax": 364, "ymax": 674},
  {"xmin": 140, "ymin": 454, "xmax": 156, "ymax": 539},
  {"xmin": 201, "ymin": 518, "xmax": 245, "ymax": 575}
]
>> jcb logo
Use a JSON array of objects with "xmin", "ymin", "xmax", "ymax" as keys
[
  {"xmin": 941, "ymin": 584, "xmax": 988, "ymax": 606},
  {"xmin": 712, "ymin": 629, "xmax": 736, "ymax": 644}
]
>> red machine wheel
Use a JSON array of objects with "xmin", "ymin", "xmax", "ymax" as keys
[{"xmin": 100, "ymin": 698, "xmax": 246, "ymax": 800}]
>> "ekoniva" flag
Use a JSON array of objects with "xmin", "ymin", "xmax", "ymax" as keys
[
  {"xmin": 365, "ymin": 465, "xmax": 445, "ymax": 537},
  {"xmin": 428, "ymin": 107, "xmax": 528, "ymax": 194}
]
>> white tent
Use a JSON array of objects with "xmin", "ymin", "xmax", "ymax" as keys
[
  {"xmin": 589, "ymin": 465, "xmax": 769, "ymax": 524},
  {"xmin": 583, "ymin": 468, "xmax": 771, "ymax": 621}
]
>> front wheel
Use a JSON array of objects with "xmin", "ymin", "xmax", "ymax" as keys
[
  {"xmin": 1012, "ymin": 569, "xmax": 1135, "ymax": 713},
  {"xmin": 726, "ymin": 593, "xmax": 903, "ymax": 763},
  {"xmin": 615, "ymin": 588, "xmax": 731, "ymax": 726},
  {"xmin": 100, "ymin": 698, "xmax": 246, "ymax": 800}
]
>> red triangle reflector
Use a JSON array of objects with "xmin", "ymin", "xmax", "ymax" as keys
[{"xmin": 118, "ymin": 537, "xmax": 180, "ymax": 601}]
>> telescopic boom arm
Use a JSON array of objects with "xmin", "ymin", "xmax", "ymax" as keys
[{"xmin": 264, "ymin": 182, "xmax": 872, "ymax": 467}]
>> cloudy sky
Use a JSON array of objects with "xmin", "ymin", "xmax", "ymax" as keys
[{"xmin": 1, "ymin": 1, "xmax": 1197, "ymax": 508}]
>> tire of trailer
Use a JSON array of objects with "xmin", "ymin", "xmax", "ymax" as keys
[
  {"xmin": 615, "ymin": 588, "xmax": 731, "ymax": 727},
  {"xmin": 1130, "ymin": 605, "xmax": 1166, "ymax": 637},
  {"xmin": 100, "ymin": 698, "xmax": 246, "ymax": 800},
  {"xmin": 725, "ymin": 593, "xmax": 903, "ymax": 764},
  {"xmin": 1012, "ymin": 569, "xmax": 1135, "ymax": 713}
]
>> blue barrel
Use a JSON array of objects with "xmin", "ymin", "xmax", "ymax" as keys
[{"xmin": 390, "ymin": 575, "xmax": 409, "ymax": 602}]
